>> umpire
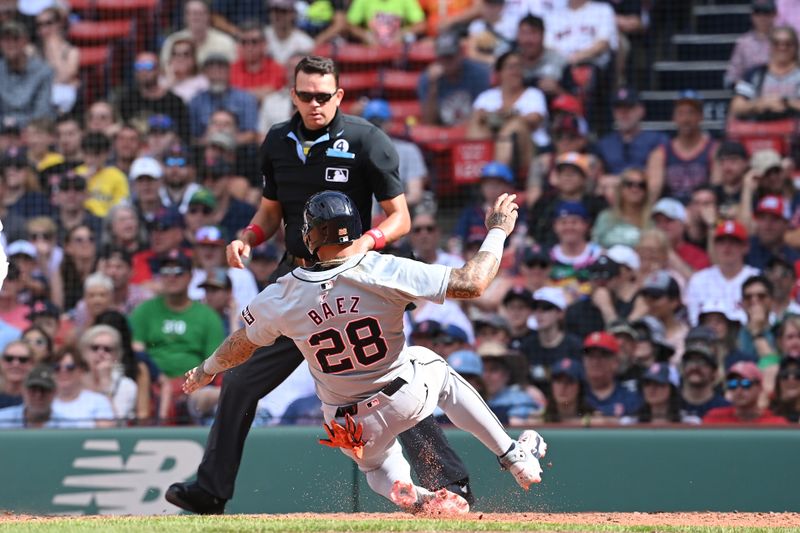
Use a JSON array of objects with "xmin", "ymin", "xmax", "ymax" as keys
[{"xmin": 166, "ymin": 56, "xmax": 473, "ymax": 513}]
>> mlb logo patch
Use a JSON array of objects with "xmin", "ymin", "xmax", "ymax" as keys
[
  {"xmin": 325, "ymin": 167, "xmax": 349, "ymax": 183},
  {"xmin": 366, "ymin": 398, "xmax": 380, "ymax": 409},
  {"xmin": 242, "ymin": 306, "xmax": 255, "ymax": 326}
]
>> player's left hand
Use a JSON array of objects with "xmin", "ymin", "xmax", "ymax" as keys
[
  {"xmin": 183, "ymin": 365, "xmax": 215, "ymax": 394},
  {"xmin": 319, "ymin": 414, "xmax": 367, "ymax": 459}
]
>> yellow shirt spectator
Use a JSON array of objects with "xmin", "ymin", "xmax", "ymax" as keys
[{"xmin": 75, "ymin": 163, "xmax": 130, "ymax": 217}]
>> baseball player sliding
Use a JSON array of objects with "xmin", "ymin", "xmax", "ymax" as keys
[{"xmin": 183, "ymin": 191, "xmax": 547, "ymax": 515}]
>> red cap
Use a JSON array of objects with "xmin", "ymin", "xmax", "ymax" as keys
[
  {"xmin": 551, "ymin": 94, "xmax": 584, "ymax": 117},
  {"xmin": 714, "ymin": 220, "xmax": 748, "ymax": 242},
  {"xmin": 755, "ymin": 195, "xmax": 788, "ymax": 220},
  {"xmin": 583, "ymin": 331, "xmax": 620, "ymax": 353},
  {"xmin": 726, "ymin": 361, "xmax": 762, "ymax": 383}
]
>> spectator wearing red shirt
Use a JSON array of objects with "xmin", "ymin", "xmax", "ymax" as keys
[
  {"xmin": 650, "ymin": 197, "xmax": 711, "ymax": 279},
  {"xmin": 704, "ymin": 361, "xmax": 789, "ymax": 424},
  {"xmin": 230, "ymin": 20, "xmax": 285, "ymax": 103}
]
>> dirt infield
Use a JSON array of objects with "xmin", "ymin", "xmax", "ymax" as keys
[{"xmin": 2, "ymin": 511, "xmax": 800, "ymax": 528}]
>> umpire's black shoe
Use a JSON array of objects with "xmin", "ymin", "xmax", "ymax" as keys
[
  {"xmin": 165, "ymin": 481, "xmax": 226, "ymax": 514},
  {"xmin": 446, "ymin": 478, "xmax": 475, "ymax": 507}
]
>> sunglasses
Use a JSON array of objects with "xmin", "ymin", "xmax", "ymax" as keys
[
  {"xmin": 3, "ymin": 355, "xmax": 31, "ymax": 364},
  {"xmin": 642, "ymin": 289, "xmax": 667, "ymax": 300},
  {"xmin": 71, "ymin": 235, "xmax": 94, "ymax": 244},
  {"xmin": 295, "ymin": 90, "xmax": 337, "ymax": 104},
  {"xmin": 771, "ymin": 38, "xmax": 795, "ymax": 47},
  {"xmin": 622, "ymin": 180, "xmax": 646, "ymax": 190},
  {"xmin": 743, "ymin": 291, "xmax": 769, "ymax": 301},
  {"xmin": 188, "ymin": 205, "xmax": 213, "ymax": 215},
  {"xmin": 60, "ymin": 181, "xmax": 86, "ymax": 192},
  {"xmin": 239, "ymin": 37, "xmax": 263, "ymax": 45},
  {"xmin": 412, "ymin": 225, "xmax": 436, "ymax": 234},
  {"xmin": 165, "ymin": 157, "xmax": 186, "ymax": 167},
  {"xmin": 532, "ymin": 302, "xmax": 559, "ymax": 312},
  {"xmin": 134, "ymin": 60, "xmax": 157, "ymax": 72},
  {"xmin": 159, "ymin": 266, "xmax": 187, "ymax": 276},
  {"xmin": 53, "ymin": 362, "xmax": 77, "ymax": 372},
  {"xmin": 29, "ymin": 232, "xmax": 53, "ymax": 241},
  {"xmin": 778, "ymin": 369, "xmax": 800, "ymax": 380},
  {"xmin": 727, "ymin": 378, "xmax": 755, "ymax": 390},
  {"xmin": 27, "ymin": 385, "xmax": 52, "ymax": 394},
  {"xmin": 90, "ymin": 344, "xmax": 115, "ymax": 353}
]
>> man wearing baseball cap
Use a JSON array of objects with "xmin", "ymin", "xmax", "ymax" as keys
[
  {"xmin": 0, "ymin": 365, "xmax": 74, "ymax": 428},
  {"xmin": 686, "ymin": 220, "xmax": 760, "ymax": 325},
  {"xmin": 651, "ymin": 197, "xmax": 711, "ymax": 273},
  {"xmin": 745, "ymin": 195, "xmax": 800, "ymax": 270},
  {"xmin": 581, "ymin": 331, "xmax": 643, "ymax": 418},
  {"xmin": 453, "ymin": 161, "xmax": 517, "ymax": 251},
  {"xmin": 549, "ymin": 200, "xmax": 604, "ymax": 296},
  {"xmin": 528, "ymin": 152, "xmax": 607, "ymax": 247},
  {"xmin": 704, "ymin": 362, "xmax": 788, "ymax": 424},
  {"xmin": 646, "ymin": 89, "xmax": 716, "ymax": 204},
  {"xmin": 597, "ymin": 88, "xmax": 667, "ymax": 175},
  {"xmin": 713, "ymin": 140, "xmax": 749, "ymax": 219},
  {"xmin": 502, "ymin": 287, "xmax": 536, "ymax": 351},
  {"xmin": 679, "ymin": 337, "xmax": 730, "ymax": 418}
]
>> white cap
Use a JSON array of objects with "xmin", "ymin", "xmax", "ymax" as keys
[
  {"xmin": 652, "ymin": 197, "xmax": 687, "ymax": 223},
  {"xmin": 129, "ymin": 157, "xmax": 163, "ymax": 180},
  {"xmin": 606, "ymin": 245, "xmax": 640, "ymax": 271},
  {"xmin": 532, "ymin": 286, "xmax": 567, "ymax": 311},
  {"xmin": 697, "ymin": 299, "xmax": 744, "ymax": 325},
  {"xmin": 6, "ymin": 240, "xmax": 37, "ymax": 259}
]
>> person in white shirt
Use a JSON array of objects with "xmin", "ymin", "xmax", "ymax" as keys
[
  {"xmin": 468, "ymin": 51, "xmax": 549, "ymax": 168},
  {"xmin": 544, "ymin": 0, "xmax": 618, "ymax": 68},
  {"xmin": 159, "ymin": 0, "xmax": 237, "ymax": 68},
  {"xmin": 0, "ymin": 365, "xmax": 83, "ymax": 429},
  {"xmin": 79, "ymin": 324, "xmax": 138, "ymax": 421},
  {"xmin": 265, "ymin": 0, "xmax": 315, "ymax": 65},
  {"xmin": 50, "ymin": 345, "xmax": 115, "ymax": 428},
  {"xmin": 686, "ymin": 220, "xmax": 760, "ymax": 325},
  {"xmin": 410, "ymin": 211, "xmax": 464, "ymax": 269}
]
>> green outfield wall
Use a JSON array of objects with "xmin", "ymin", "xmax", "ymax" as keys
[{"xmin": 0, "ymin": 427, "xmax": 796, "ymax": 515}]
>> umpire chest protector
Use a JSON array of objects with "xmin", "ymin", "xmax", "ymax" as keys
[{"xmin": 261, "ymin": 111, "xmax": 402, "ymax": 260}]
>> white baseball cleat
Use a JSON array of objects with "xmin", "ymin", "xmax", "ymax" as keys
[
  {"xmin": 499, "ymin": 430, "xmax": 548, "ymax": 490},
  {"xmin": 390, "ymin": 481, "xmax": 469, "ymax": 516}
]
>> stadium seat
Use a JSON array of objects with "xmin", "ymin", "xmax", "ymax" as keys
[
  {"xmin": 726, "ymin": 118, "xmax": 798, "ymax": 156},
  {"xmin": 406, "ymin": 39, "xmax": 436, "ymax": 70},
  {"xmin": 339, "ymin": 71, "xmax": 381, "ymax": 99},
  {"xmin": 68, "ymin": 19, "xmax": 133, "ymax": 45},
  {"xmin": 328, "ymin": 43, "xmax": 402, "ymax": 73},
  {"xmin": 78, "ymin": 45, "xmax": 110, "ymax": 111},
  {"xmin": 388, "ymin": 100, "xmax": 422, "ymax": 121},
  {"xmin": 381, "ymin": 69, "xmax": 420, "ymax": 100}
]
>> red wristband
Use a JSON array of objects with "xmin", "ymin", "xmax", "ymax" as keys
[
  {"xmin": 243, "ymin": 224, "xmax": 266, "ymax": 246},
  {"xmin": 365, "ymin": 228, "xmax": 386, "ymax": 250}
]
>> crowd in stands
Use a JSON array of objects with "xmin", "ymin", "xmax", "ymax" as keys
[{"xmin": 0, "ymin": 0, "xmax": 799, "ymax": 429}]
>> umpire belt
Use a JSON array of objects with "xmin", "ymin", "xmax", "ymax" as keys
[{"xmin": 335, "ymin": 377, "xmax": 408, "ymax": 418}]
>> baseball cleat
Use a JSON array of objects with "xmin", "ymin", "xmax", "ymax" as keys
[
  {"xmin": 390, "ymin": 481, "xmax": 469, "ymax": 516},
  {"xmin": 499, "ymin": 430, "xmax": 548, "ymax": 490}
]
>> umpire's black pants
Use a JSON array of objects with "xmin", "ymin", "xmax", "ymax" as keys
[{"xmin": 196, "ymin": 262, "xmax": 470, "ymax": 500}]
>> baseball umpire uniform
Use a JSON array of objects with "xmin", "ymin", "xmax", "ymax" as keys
[{"xmin": 170, "ymin": 110, "xmax": 471, "ymax": 511}]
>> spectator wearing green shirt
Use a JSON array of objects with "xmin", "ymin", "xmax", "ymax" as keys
[
  {"xmin": 130, "ymin": 250, "xmax": 225, "ymax": 379},
  {"xmin": 347, "ymin": 0, "xmax": 427, "ymax": 46}
]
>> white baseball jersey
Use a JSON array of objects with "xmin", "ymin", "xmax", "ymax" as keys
[
  {"xmin": 243, "ymin": 252, "xmax": 451, "ymax": 406},
  {"xmin": 685, "ymin": 264, "xmax": 759, "ymax": 325},
  {"xmin": 544, "ymin": 2, "xmax": 618, "ymax": 67}
]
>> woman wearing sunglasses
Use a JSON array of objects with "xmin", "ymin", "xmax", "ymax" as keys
[
  {"xmin": 770, "ymin": 356, "xmax": 800, "ymax": 423},
  {"xmin": 592, "ymin": 167, "xmax": 652, "ymax": 248},
  {"xmin": 47, "ymin": 345, "xmax": 115, "ymax": 428},
  {"xmin": 79, "ymin": 325, "xmax": 137, "ymax": 422},
  {"xmin": 703, "ymin": 361, "xmax": 788, "ymax": 424}
]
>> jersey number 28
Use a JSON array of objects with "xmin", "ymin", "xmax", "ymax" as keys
[{"xmin": 309, "ymin": 317, "xmax": 388, "ymax": 374}]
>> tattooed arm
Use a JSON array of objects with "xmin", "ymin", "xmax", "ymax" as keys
[
  {"xmin": 446, "ymin": 193, "xmax": 519, "ymax": 299},
  {"xmin": 183, "ymin": 328, "xmax": 260, "ymax": 394}
]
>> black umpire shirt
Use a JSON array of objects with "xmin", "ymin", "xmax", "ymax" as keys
[{"xmin": 261, "ymin": 110, "xmax": 403, "ymax": 261}]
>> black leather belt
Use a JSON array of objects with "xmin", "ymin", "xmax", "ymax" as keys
[{"xmin": 335, "ymin": 377, "xmax": 407, "ymax": 418}]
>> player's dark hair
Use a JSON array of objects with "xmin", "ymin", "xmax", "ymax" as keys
[
  {"xmin": 295, "ymin": 55, "xmax": 339, "ymax": 87},
  {"xmin": 519, "ymin": 14, "xmax": 544, "ymax": 32}
]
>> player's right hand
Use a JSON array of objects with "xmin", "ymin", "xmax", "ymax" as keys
[
  {"xmin": 485, "ymin": 193, "xmax": 519, "ymax": 236},
  {"xmin": 183, "ymin": 365, "xmax": 215, "ymax": 394},
  {"xmin": 226, "ymin": 239, "xmax": 250, "ymax": 269}
]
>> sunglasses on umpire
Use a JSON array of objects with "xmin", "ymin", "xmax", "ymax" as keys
[
  {"xmin": 726, "ymin": 378, "xmax": 756, "ymax": 390},
  {"xmin": 294, "ymin": 90, "xmax": 338, "ymax": 104}
]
